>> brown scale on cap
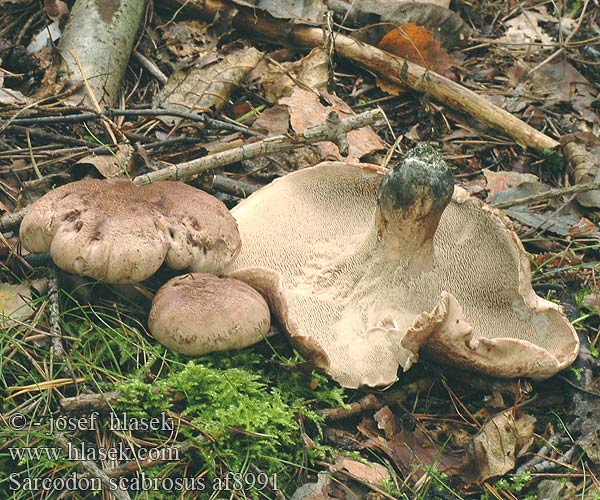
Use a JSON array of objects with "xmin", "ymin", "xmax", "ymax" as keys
[
  {"xmin": 226, "ymin": 145, "xmax": 579, "ymax": 388},
  {"xmin": 20, "ymin": 179, "xmax": 240, "ymax": 284}
]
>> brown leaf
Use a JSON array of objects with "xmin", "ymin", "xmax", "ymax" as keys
[
  {"xmin": 350, "ymin": 1, "xmax": 472, "ymax": 48},
  {"xmin": 0, "ymin": 280, "xmax": 48, "ymax": 328},
  {"xmin": 569, "ymin": 218, "xmax": 600, "ymax": 238},
  {"xmin": 245, "ymin": 0, "xmax": 328, "ymax": 23},
  {"xmin": 378, "ymin": 23, "xmax": 457, "ymax": 74},
  {"xmin": 498, "ymin": 7, "xmax": 555, "ymax": 53},
  {"xmin": 464, "ymin": 410, "xmax": 535, "ymax": 482},
  {"xmin": 358, "ymin": 413, "xmax": 463, "ymax": 482},
  {"xmin": 374, "ymin": 406, "xmax": 397, "ymax": 439},
  {"xmin": 290, "ymin": 473, "xmax": 343, "ymax": 500},
  {"xmin": 74, "ymin": 144, "xmax": 134, "ymax": 179},
  {"xmin": 281, "ymin": 87, "xmax": 384, "ymax": 162},
  {"xmin": 483, "ymin": 169, "xmax": 540, "ymax": 201},
  {"xmin": 562, "ymin": 132, "xmax": 600, "ymax": 208},
  {"xmin": 332, "ymin": 456, "xmax": 391, "ymax": 486},
  {"xmin": 160, "ymin": 20, "xmax": 215, "ymax": 62},
  {"xmin": 252, "ymin": 105, "xmax": 290, "ymax": 136},
  {"xmin": 43, "ymin": 0, "xmax": 68, "ymax": 20}
]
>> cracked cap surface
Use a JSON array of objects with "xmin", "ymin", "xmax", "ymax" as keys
[{"xmin": 20, "ymin": 179, "xmax": 240, "ymax": 283}]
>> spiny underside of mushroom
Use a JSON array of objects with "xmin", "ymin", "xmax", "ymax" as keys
[
  {"xmin": 226, "ymin": 145, "xmax": 579, "ymax": 388},
  {"xmin": 19, "ymin": 179, "xmax": 240, "ymax": 284}
]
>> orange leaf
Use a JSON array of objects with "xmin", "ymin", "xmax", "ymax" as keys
[{"xmin": 378, "ymin": 23, "xmax": 456, "ymax": 74}]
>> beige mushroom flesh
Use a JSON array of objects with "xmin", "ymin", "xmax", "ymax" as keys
[
  {"xmin": 19, "ymin": 179, "xmax": 240, "ymax": 284},
  {"xmin": 226, "ymin": 145, "xmax": 580, "ymax": 388},
  {"xmin": 148, "ymin": 273, "xmax": 271, "ymax": 356}
]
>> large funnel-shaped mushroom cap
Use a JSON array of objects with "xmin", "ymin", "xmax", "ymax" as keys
[
  {"xmin": 20, "ymin": 179, "xmax": 240, "ymax": 283},
  {"xmin": 226, "ymin": 146, "xmax": 579, "ymax": 388},
  {"xmin": 148, "ymin": 273, "xmax": 271, "ymax": 355}
]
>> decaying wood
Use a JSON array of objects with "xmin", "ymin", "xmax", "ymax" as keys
[
  {"xmin": 179, "ymin": 0, "xmax": 559, "ymax": 152},
  {"xmin": 200, "ymin": 174, "xmax": 259, "ymax": 198},
  {"xmin": 295, "ymin": 29, "xmax": 559, "ymax": 152},
  {"xmin": 0, "ymin": 208, "xmax": 27, "ymax": 234},
  {"xmin": 60, "ymin": 391, "xmax": 121, "ymax": 413},
  {"xmin": 133, "ymin": 108, "xmax": 383, "ymax": 185},
  {"xmin": 153, "ymin": 46, "xmax": 263, "ymax": 126},
  {"xmin": 317, "ymin": 393, "xmax": 382, "ymax": 421}
]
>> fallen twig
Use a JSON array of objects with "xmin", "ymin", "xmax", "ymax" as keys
[
  {"xmin": 61, "ymin": 391, "xmax": 121, "ymax": 413},
  {"xmin": 54, "ymin": 433, "xmax": 132, "ymax": 500},
  {"xmin": 133, "ymin": 109, "xmax": 383, "ymax": 185},
  {"xmin": 199, "ymin": 174, "xmax": 259, "ymax": 198},
  {"xmin": 317, "ymin": 393, "xmax": 382, "ymax": 421},
  {"xmin": 48, "ymin": 269, "xmax": 65, "ymax": 361},
  {"xmin": 492, "ymin": 182, "xmax": 600, "ymax": 209},
  {"xmin": 0, "ymin": 208, "xmax": 27, "ymax": 234}
]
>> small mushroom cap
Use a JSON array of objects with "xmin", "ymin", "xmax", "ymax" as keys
[
  {"xmin": 19, "ymin": 179, "xmax": 240, "ymax": 283},
  {"xmin": 226, "ymin": 159, "xmax": 579, "ymax": 388},
  {"xmin": 148, "ymin": 273, "xmax": 271, "ymax": 356}
]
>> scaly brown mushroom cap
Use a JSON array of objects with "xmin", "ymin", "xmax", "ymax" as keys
[
  {"xmin": 148, "ymin": 273, "xmax": 271, "ymax": 355},
  {"xmin": 226, "ymin": 145, "xmax": 579, "ymax": 388},
  {"xmin": 20, "ymin": 179, "xmax": 240, "ymax": 283}
]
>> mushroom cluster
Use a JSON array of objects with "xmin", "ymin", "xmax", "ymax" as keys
[
  {"xmin": 18, "ymin": 146, "xmax": 579, "ymax": 388},
  {"xmin": 19, "ymin": 178, "xmax": 271, "ymax": 354},
  {"xmin": 20, "ymin": 179, "xmax": 241, "ymax": 283},
  {"xmin": 226, "ymin": 145, "xmax": 579, "ymax": 388}
]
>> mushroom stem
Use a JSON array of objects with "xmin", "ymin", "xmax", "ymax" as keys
[{"xmin": 375, "ymin": 145, "xmax": 454, "ymax": 270}]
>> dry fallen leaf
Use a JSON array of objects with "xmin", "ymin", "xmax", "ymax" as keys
[
  {"xmin": 498, "ymin": 7, "xmax": 555, "ymax": 53},
  {"xmin": 74, "ymin": 144, "xmax": 134, "ymax": 178},
  {"xmin": 290, "ymin": 473, "xmax": 341, "ymax": 500},
  {"xmin": 483, "ymin": 169, "xmax": 540, "ymax": 201},
  {"xmin": 0, "ymin": 280, "xmax": 48, "ymax": 328},
  {"xmin": 160, "ymin": 20, "xmax": 215, "ymax": 62},
  {"xmin": 464, "ymin": 410, "xmax": 535, "ymax": 482},
  {"xmin": 358, "ymin": 410, "xmax": 463, "ymax": 482},
  {"xmin": 331, "ymin": 456, "xmax": 391, "ymax": 486},
  {"xmin": 350, "ymin": 1, "xmax": 472, "ymax": 48},
  {"xmin": 281, "ymin": 88, "xmax": 384, "ymax": 162},
  {"xmin": 378, "ymin": 23, "xmax": 457, "ymax": 74},
  {"xmin": 250, "ymin": 48, "xmax": 384, "ymax": 165}
]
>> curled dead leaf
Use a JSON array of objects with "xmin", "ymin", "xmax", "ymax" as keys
[
  {"xmin": 464, "ymin": 410, "xmax": 535, "ymax": 482},
  {"xmin": 378, "ymin": 23, "xmax": 457, "ymax": 74}
]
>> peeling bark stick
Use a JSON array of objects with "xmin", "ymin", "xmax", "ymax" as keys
[
  {"xmin": 133, "ymin": 109, "xmax": 383, "ymax": 185},
  {"xmin": 181, "ymin": 0, "xmax": 559, "ymax": 152}
]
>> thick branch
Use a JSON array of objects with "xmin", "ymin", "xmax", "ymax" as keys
[{"xmin": 294, "ymin": 29, "xmax": 559, "ymax": 152}]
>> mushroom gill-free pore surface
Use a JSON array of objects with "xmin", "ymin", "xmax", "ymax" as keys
[
  {"xmin": 19, "ymin": 179, "xmax": 240, "ymax": 284},
  {"xmin": 226, "ymin": 148, "xmax": 579, "ymax": 388}
]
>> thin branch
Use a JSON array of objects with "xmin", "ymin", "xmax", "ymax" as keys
[
  {"xmin": 133, "ymin": 109, "xmax": 384, "ymax": 185},
  {"xmin": 492, "ymin": 182, "xmax": 600, "ymax": 209},
  {"xmin": 54, "ymin": 434, "xmax": 132, "ymax": 500},
  {"xmin": 1, "ymin": 108, "xmax": 264, "ymax": 137}
]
